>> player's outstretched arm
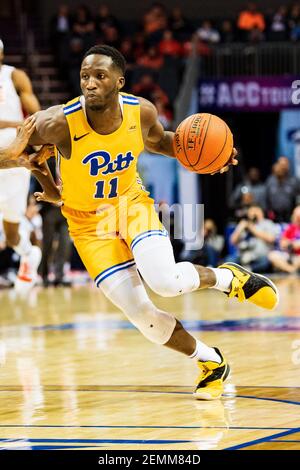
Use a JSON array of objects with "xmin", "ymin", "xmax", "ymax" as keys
[
  {"xmin": 140, "ymin": 98, "xmax": 238, "ymax": 172},
  {"xmin": 0, "ymin": 116, "xmax": 36, "ymax": 169},
  {"xmin": 140, "ymin": 98, "xmax": 176, "ymax": 158},
  {"xmin": 27, "ymin": 106, "xmax": 68, "ymax": 203},
  {"xmin": 28, "ymin": 105, "xmax": 68, "ymax": 148}
]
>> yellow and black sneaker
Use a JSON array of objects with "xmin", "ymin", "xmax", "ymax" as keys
[
  {"xmin": 194, "ymin": 348, "xmax": 230, "ymax": 400},
  {"xmin": 218, "ymin": 262, "xmax": 279, "ymax": 310}
]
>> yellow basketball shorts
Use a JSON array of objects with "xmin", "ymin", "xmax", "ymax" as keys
[{"xmin": 62, "ymin": 193, "xmax": 168, "ymax": 287}]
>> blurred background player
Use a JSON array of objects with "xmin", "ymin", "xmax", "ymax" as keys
[
  {"xmin": 0, "ymin": 38, "xmax": 41, "ymax": 292},
  {"xmin": 37, "ymin": 155, "xmax": 72, "ymax": 287}
]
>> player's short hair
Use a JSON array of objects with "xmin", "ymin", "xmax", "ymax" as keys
[{"xmin": 83, "ymin": 45, "xmax": 126, "ymax": 74}]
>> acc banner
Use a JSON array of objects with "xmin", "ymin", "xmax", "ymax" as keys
[{"xmin": 198, "ymin": 76, "xmax": 300, "ymax": 112}]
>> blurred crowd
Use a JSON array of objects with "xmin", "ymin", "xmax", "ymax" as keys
[
  {"xmin": 165, "ymin": 156, "xmax": 300, "ymax": 275},
  {"xmin": 225, "ymin": 157, "xmax": 300, "ymax": 274},
  {"xmin": 50, "ymin": 2, "xmax": 300, "ymax": 123}
]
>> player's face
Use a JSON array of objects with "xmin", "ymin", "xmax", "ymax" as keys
[{"xmin": 80, "ymin": 55, "xmax": 124, "ymax": 111}]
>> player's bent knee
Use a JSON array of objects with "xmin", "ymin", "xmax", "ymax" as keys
[
  {"xmin": 144, "ymin": 262, "xmax": 199, "ymax": 297},
  {"xmin": 126, "ymin": 302, "xmax": 176, "ymax": 344},
  {"xmin": 145, "ymin": 273, "xmax": 180, "ymax": 297}
]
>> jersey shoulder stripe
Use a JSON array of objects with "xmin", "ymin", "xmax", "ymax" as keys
[
  {"xmin": 122, "ymin": 100, "xmax": 139, "ymax": 106},
  {"xmin": 64, "ymin": 100, "xmax": 82, "ymax": 115},
  {"xmin": 122, "ymin": 95, "xmax": 139, "ymax": 102}
]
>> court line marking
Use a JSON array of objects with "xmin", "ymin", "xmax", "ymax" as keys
[
  {"xmin": 3, "ymin": 432, "xmax": 300, "ymax": 449},
  {"xmin": 0, "ymin": 438, "xmax": 194, "ymax": 444},
  {"xmin": 0, "ymin": 388, "xmax": 299, "ymax": 407},
  {"xmin": 28, "ymin": 316, "xmax": 300, "ymax": 332},
  {"xmin": 0, "ymin": 389, "xmax": 191, "ymax": 395},
  {"xmin": 0, "ymin": 425, "xmax": 291, "ymax": 430},
  {"xmin": 224, "ymin": 427, "xmax": 300, "ymax": 450},
  {"xmin": 235, "ymin": 394, "xmax": 300, "ymax": 407},
  {"xmin": 0, "ymin": 384, "xmax": 299, "ymax": 389},
  {"xmin": 1, "ymin": 384, "xmax": 297, "ymax": 387},
  {"xmin": 0, "ymin": 445, "xmax": 104, "ymax": 450}
]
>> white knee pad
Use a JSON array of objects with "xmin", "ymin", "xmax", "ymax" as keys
[
  {"xmin": 137, "ymin": 260, "xmax": 199, "ymax": 297},
  {"xmin": 99, "ymin": 266, "xmax": 176, "ymax": 344},
  {"xmin": 127, "ymin": 301, "xmax": 176, "ymax": 344},
  {"xmin": 133, "ymin": 235, "xmax": 200, "ymax": 297}
]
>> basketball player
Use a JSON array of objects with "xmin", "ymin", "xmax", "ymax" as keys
[
  {"xmin": 29, "ymin": 45, "xmax": 279, "ymax": 400},
  {"xmin": 0, "ymin": 39, "xmax": 43, "ymax": 291}
]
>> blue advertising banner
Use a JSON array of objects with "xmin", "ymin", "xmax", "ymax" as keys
[
  {"xmin": 198, "ymin": 76, "xmax": 300, "ymax": 112},
  {"xmin": 138, "ymin": 152, "xmax": 178, "ymax": 205},
  {"xmin": 278, "ymin": 110, "xmax": 300, "ymax": 177}
]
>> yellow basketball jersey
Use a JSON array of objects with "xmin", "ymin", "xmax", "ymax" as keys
[{"xmin": 58, "ymin": 93, "xmax": 146, "ymax": 211}]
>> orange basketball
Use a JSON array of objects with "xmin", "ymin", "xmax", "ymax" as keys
[{"xmin": 173, "ymin": 113, "xmax": 234, "ymax": 174}]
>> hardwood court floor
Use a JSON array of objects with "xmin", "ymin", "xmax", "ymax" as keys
[{"xmin": 0, "ymin": 276, "xmax": 299, "ymax": 450}]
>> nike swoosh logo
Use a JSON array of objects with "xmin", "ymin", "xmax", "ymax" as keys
[{"xmin": 74, "ymin": 132, "xmax": 89, "ymax": 141}]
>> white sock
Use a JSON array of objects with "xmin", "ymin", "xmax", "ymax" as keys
[
  {"xmin": 13, "ymin": 229, "xmax": 32, "ymax": 258},
  {"xmin": 208, "ymin": 267, "xmax": 233, "ymax": 293},
  {"xmin": 189, "ymin": 340, "xmax": 221, "ymax": 363}
]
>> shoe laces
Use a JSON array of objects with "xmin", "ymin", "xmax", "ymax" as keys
[{"xmin": 228, "ymin": 276, "xmax": 245, "ymax": 302}]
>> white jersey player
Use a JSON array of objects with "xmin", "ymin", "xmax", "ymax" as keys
[{"xmin": 0, "ymin": 39, "xmax": 41, "ymax": 292}]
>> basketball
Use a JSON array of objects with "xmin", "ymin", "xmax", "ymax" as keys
[{"xmin": 173, "ymin": 113, "xmax": 234, "ymax": 174}]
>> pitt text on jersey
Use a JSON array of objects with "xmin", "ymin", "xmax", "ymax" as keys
[{"xmin": 82, "ymin": 150, "xmax": 135, "ymax": 199}]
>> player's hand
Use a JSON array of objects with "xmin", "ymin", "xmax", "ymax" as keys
[
  {"xmin": 16, "ymin": 152, "xmax": 48, "ymax": 174},
  {"xmin": 30, "ymin": 144, "xmax": 55, "ymax": 165},
  {"xmin": 8, "ymin": 115, "xmax": 36, "ymax": 159},
  {"xmin": 34, "ymin": 189, "xmax": 62, "ymax": 205},
  {"xmin": 211, "ymin": 148, "xmax": 238, "ymax": 175}
]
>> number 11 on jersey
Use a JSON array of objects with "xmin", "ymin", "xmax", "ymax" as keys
[{"xmin": 94, "ymin": 177, "xmax": 119, "ymax": 199}]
